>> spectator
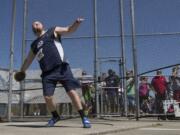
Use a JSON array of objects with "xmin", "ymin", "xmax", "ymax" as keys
[
  {"xmin": 126, "ymin": 70, "xmax": 135, "ymax": 114},
  {"xmin": 101, "ymin": 73, "xmax": 107, "ymax": 83},
  {"xmin": 139, "ymin": 76, "xmax": 150, "ymax": 113},
  {"xmin": 33, "ymin": 104, "xmax": 40, "ymax": 116},
  {"xmin": 169, "ymin": 66, "xmax": 180, "ymax": 102},
  {"xmin": 98, "ymin": 73, "xmax": 108, "ymax": 114},
  {"xmin": 148, "ymin": 85, "xmax": 156, "ymax": 113},
  {"xmin": 151, "ymin": 70, "xmax": 167, "ymax": 119},
  {"xmin": 82, "ymin": 82, "xmax": 95, "ymax": 116},
  {"xmin": 59, "ymin": 103, "xmax": 72, "ymax": 116},
  {"xmin": 105, "ymin": 69, "xmax": 120, "ymax": 113},
  {"xmin": 81, "ymin": 71, "xmax": 95, "ymax": 116}
]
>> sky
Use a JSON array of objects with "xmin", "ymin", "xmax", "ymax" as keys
[{"xmin": 1, "ymin": 0, "xmax": 180, "ymax": 77}]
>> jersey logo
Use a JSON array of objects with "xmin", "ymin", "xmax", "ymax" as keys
[
  {"xmin": 36, "ymin": 48, "xmax": 44, "ymax": 61},
  {"xmin": 37, "ymin": 40, "xmax": 43, "ymax": 48}
]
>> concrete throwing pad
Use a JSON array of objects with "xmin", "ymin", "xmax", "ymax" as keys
[{"xmin": 0, "ymin": 118, "xmax": 159, "ymax": 135}]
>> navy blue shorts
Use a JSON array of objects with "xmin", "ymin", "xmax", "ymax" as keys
[{"xmin": 41, "ymin": 63, "xmax": 81, "ymax": 96}]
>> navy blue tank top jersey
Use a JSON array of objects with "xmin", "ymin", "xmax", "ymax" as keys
[{"xmin": 31, "ymin": 27, "xmax": 67, "ymax": 72}]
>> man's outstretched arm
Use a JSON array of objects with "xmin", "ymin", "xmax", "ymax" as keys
[{"xmin": 54, "ymin": 18, "xmax": 84, "ymax": 36}]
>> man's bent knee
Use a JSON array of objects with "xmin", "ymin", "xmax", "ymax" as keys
[
  {"xmin": 67, "ymin": 89, "xmax": 76, "ymax": 95},
  {"xmin": 44, "ymin": 96, "xmax": 53, "ymax": 102}
]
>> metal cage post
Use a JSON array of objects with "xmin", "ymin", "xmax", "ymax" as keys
[
  {"xmin": 130, "ymin": 0, "xmax": 140, "ymax": 120},
  {"xmin": 93, "ymin": 0, "xmax": 100, "ymax": 117},
  {"xmin": 8, "ymin": 0, "xmax": 16, "ymax": 122},
  {"xmin": 119, "ymin": 0, "xmax": 128, "ymax": 117}
]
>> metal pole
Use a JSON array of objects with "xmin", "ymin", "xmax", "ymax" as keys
[
  {"xmin": 20, "ymin": 0, "xmax": 28, "ymax": 118},
  {"xmin": 93, "ymin": 0, "xmax": 100, "ymax": 117},
  {"xmin": 8, "ymin": 0, "xmax": 16, "ymax": 122},
  {"xmin": 99, "ymin": 61, "xmax": 104, "ymax": 115},
  {"xmin": 117, "ymin": 59, "xmax": 121, "ymax": 114},
  {"xmin": 119, "ymin": 0, "xmax": 127, "ymax": 117},
  {"xmin": 130, "ymin": 0, "xmax": 139, "ymax": 120},
  {"xmin": 118, "ymin": 58, "xmax": 123, "ymax": 114}
]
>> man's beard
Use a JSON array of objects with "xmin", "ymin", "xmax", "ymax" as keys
[{"xmin": 32, "ymin": 28, "xmax": 42, "ymax": 35}]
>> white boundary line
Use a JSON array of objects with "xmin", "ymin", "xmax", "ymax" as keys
[{"xmin": 139, "ymin": 128, "xmax": 180, "ymax": 131}]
